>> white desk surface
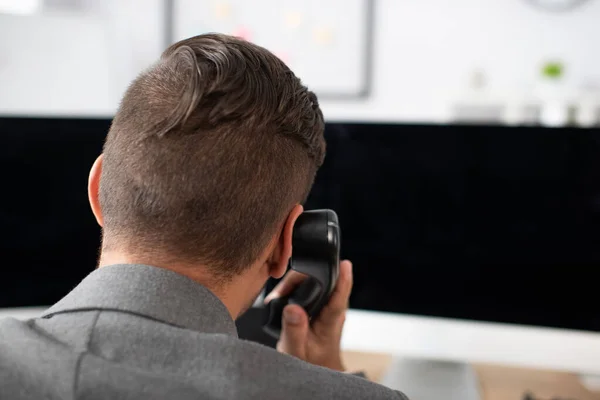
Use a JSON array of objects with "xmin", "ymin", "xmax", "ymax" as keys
[
  {"xmin": 342, "ymin": 310, "xmax": 600, "ymax": 376},
  {"xmin": 2, "ymin": 306, "xmax": 599, "ymax": 376}
]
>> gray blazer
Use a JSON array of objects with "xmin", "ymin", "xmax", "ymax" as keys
[{"xmin": 0, "ymin": 264, "xmax": 407, "ymax": 399}]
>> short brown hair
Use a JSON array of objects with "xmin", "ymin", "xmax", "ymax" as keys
[{"xmin": 99, "ymin": 34, "xmax": 325, "ymax": 279}]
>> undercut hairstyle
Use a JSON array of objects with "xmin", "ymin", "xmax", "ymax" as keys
[{"xmin": 99, "ymin": 33, "xmax": 325, "ymax": 279}]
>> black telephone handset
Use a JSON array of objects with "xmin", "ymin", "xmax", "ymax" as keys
[{"xmin": 262, "ymin": 209, "xmax": 340, "ymax": 338}]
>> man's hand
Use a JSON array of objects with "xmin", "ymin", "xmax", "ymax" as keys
[{"xmin": 264, "ymin": 260, "xmax": 353, "ymax": 372}]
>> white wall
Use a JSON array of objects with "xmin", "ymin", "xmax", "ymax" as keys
[
  {"xmin": 320, "ymin": 0, "xmax": 600, "ymax": 123},
  {"xmin": 2, "ymin": 0, "xmax": 600, "ymax": 123},
  {"xmin": 0, "ymin": 0, "xmax": 164, "ymax": 116},
  {"xmin": 0, "ymin": 12, "xmax": 114, "ymax": 115}
]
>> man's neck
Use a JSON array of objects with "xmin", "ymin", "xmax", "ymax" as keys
[{"xmin": 97, "ymin": 251, "xmax": 251, "ymax": 320}]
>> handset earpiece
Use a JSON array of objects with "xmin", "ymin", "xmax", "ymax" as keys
[{"xmin": 262, "ymin": 209, "xmax": 340, "ymax": 339}]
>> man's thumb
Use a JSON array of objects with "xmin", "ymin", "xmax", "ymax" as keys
[{"xmin": 277, "ymin": 304, "xmax": 308, "ymax": 359}]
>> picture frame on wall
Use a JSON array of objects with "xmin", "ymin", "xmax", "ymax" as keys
[{"xmin": 164, "ymin": 0, "xmax": 374, "ymax": 99}]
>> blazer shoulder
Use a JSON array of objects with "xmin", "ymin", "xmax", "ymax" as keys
[{"xmin": 230, "ymin": 338, "xmax": 408, "ymax": 400}]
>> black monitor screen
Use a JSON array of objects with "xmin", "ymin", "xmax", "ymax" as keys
[
  {"xmin": 305, "ymin": 123, "xmax": 600, "ymax": 332},
  {"xmin": 0, "ymin": 117, "xmax": 108, "ymax": 308},
  {"xmin": 1, "ymin": 117, "xmax": 599, "ymax": 333}
]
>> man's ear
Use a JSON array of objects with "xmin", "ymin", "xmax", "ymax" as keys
[
  {"xmin": 269, "ymin": 204, "xmax": 304, "ymax": 279},
  {"xmin": 88, "ymin": 155, "xmax": 104, "ymax": 227}
]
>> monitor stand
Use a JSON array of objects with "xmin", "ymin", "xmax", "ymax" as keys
[{"xmin": 380, "ymin": 358, "xmax": 480, "ymax": 400}]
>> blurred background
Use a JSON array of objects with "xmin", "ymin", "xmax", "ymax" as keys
[{"xmin": 2, "ymin": 0, "xmax": 600, "ymax": 126}]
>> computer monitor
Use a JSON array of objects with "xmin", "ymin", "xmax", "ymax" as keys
[
  {"xmin": 305, "ymin": 122, "xmax": 600, "ymax": 333},
  {"xmin": 0, "ymin": 116, "xmax": 108, "ymax": 308},
  {"xmin": 2, "ymin": 117, "xmax": 600, "ymax": 375}
]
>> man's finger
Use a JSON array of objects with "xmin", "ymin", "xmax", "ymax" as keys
[
  {"xmin": 264, "ymin": 271, "xmax": 307, "ymax": 303},
  {"xmin": 312, "ymin": 260, "xmax": 353, "ymax": 329},
  {"xmin": 276, "ymin": 304, "xmax": 308, "ymax": 359}
]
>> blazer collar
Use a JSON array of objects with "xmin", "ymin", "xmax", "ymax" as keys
[{"xmin": 42, "ymin": 264, "xmax": 237, "ymax": 337}]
